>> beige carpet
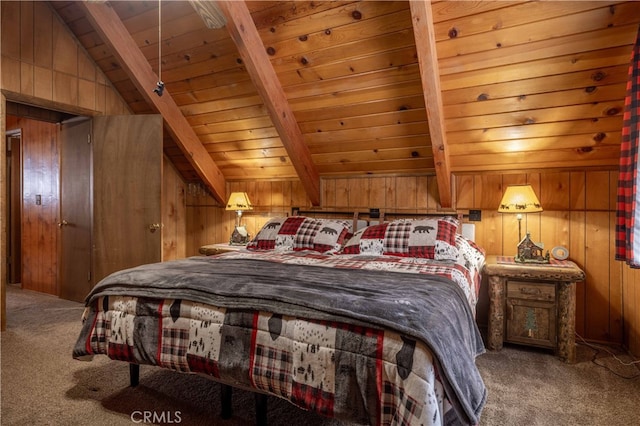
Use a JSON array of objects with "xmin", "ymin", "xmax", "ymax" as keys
[{"xmin": 2, "ymin": 284, "xmax": 639, "ymax": 426}]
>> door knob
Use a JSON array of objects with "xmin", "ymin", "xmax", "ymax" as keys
[
  {"xmin": 58, "ymin": 220, "xmax": 69, "ymax": 228},
  {"xmin": 149, "ymin": 223, "xmax": 162, "ymax": 233}
]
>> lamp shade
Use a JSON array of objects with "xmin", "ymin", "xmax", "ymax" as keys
[
  {"xmin": 498, "ymin": 184, "xmax": 543, "ymax": 213},
  {"xmin": 226, "ymin": 192, "xmax": 253, "ymax": 211}
]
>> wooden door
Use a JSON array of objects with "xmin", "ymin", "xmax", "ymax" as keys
[
  {"xmin": 59, "ymin": 118, "xmax": 92, "ymax": 302},
  {"xmin": 92, "ymin": 115, "xmax": 162, "ymax": 284},
  {"xmin": 20, "ymin": 118, "xmax": 59, "ymax": 295}
]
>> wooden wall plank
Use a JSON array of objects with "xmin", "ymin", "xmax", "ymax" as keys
[
  {"xmin": 33, "ymin": 1, "xmax": 53, "ymax": 69},
  {"xmin": 2, "ymin": 1, "xmax": 20, "ymax": 59},
  {"xmin": 570, "ymin": 171, "xmax": 586, "ymax": 210},
  {"xmin": 609, "ymin": 212, "xmax": 623, "ymax": 344},
  {"xmin": 162, "ymin": 156, "xmax": 187, "ymax": 261},
  {"xmin": 540, "ymin": 172, "xmax": 570, "ymax": 210},
  {"xmin": 369, "ymin": 177, "xmax": 386, "ymax": 209},
  {"xmin": 479, "ymin": 174, "xmax": 506, "ymax": 210},
  {"xmin": 455, "ymin": 175, "xmax": 474, "ymax": 209},
  {"xmin": 51, "ymin": 14, "xmax": 77, "ymax": 75},
  {"xmin": 586, "ymin": 171, "xmax": 610, "ymax": 210},
  {"xmin": 585, "ymin": 211, "xmax": 613, "ymax": 341},
  {"xmin": 348, "ymin": 178, "xmax": 370, "ymax": 209},
  {"xmin": 540, "ymin": 211, "xmax": 570, "ymax": 252},
  {"xmin": 425, "ymin": 175, "xmax": 438, "ymax": 210},
  {"xmin": 53, "ymin": 71, "xmax": 78, "ymax": 107},
  {"xmin": 322, "ymin": 179, "xmax": 336, "ymax": 208},
  {"xmin": 622, "ymin": 267, "xmax": 637, "ymax": 354},
  {"xmin": 33, "ymin": 65, "xmax": 53, "ymax": 102},
  {"xmin": 20, "ymin": 62, "xmax": 34, "ymax": 96},
  {"xmin": 396, "ymin": 176, "xmax": 418, "ymax": 210},
  {"xmin": 20, "ymin": 1, "xmax": 34, "ymax": 63},
  {"xmin": 631, "ymin": 269, "xmax": 640, "ymax": 354},
  {"xmin": 570, "ymin": 211, "xmax": 587, "ymax": 336},
  {"xmin": 334, "ymin": 179, "xmax": 349, "ymax": 208},
  {"xmin": 480, "ymin": 210, "xmax": 503, "ymax": 257},
  {"xmin": 1, "ymin": 57, "xmax": 21, "ymax": 93}
]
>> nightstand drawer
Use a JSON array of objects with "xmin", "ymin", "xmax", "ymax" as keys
[{"xmin": 507, "ymin": 280, "xmax": 555, "ymax": 302}]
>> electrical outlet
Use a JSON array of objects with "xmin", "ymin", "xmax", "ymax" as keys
[{"xmin": 469, "ymin": 209, "xmax": 481, "ymax": 221}]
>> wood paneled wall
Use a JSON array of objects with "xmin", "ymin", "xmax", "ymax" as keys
[
  {"xmin": 1, "ymin": 0, "xmax": 129, "ymax": 116},
  {"xmin": 162, "ymin": 156, "xmax": 187, "ymax": 261},
  {"xmin": 187, "ymin": 172, "xmax": 640, "ymax": 356}
]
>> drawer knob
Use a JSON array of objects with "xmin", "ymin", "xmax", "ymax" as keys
[{"xmin": 520, "ymin": 287, "xmax": 542, "ymax": 296}]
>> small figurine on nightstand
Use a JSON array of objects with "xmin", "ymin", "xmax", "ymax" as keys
[
  {"xmin": 229, "ymin": 225, "xmax": 250, "ymax": 245},
  {"xmin": 515, "ymin": 232, "xmax": 550, "ymax": 264}
]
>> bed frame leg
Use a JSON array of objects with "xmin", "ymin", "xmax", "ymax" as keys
[
  {"xmin": 220, "ymin": 384, "xmax": 233, "ymax": 419},
  {"xmin": 129, "ymin": 364, "xmax": 139, "ymax": 387},
  {"xmin": 255, "ymin": 393, "xmax": 268, "ymax": 426}
]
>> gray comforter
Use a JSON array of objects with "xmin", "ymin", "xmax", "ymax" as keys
[{"xmin": 80, "ymin": 255, "xmax": 486, "ymax": 425}]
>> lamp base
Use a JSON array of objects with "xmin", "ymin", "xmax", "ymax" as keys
[{"xmin": 229, "ymin": 225, "xmax": 250, "ymax": 245}]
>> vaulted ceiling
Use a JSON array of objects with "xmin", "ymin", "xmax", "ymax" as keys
[{"xmin": 50, "ymin": 1, "xmax": 640, "ymax": 206}]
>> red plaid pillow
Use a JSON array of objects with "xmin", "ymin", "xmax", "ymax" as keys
[
  {"xmin": 340, "ymin": 217, "xmax": 459, "ymax": 260},
  {"xmin": 247, "ymin": 217, "xmax": 350, "ymax": 253},
  {"xmin": 246, "ymin": 217, "xmax": 291, "ymax": 251},
  {"xmin": 341, "ymin": 223, "xmax": 388, "ymax": 255}
]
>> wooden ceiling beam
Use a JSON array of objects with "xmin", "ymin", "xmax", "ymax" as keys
[
  {"xmin": 79, "ymin": 1, "xmax": 227, "ymax": 204},
  {"xmin": 209, "ymin": 0, "xmax": 321, "ymax": 206},
  {"xmin": 409, "ymin": 1, "xmax": 452, "ymax": 208}
]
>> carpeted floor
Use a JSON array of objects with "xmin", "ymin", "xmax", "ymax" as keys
[{"xmin": 1, "ymin": 284, "xmax": 639, "ymax": 425}]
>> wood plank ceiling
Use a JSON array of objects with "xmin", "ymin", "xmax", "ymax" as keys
[{"xmin": 50, "ymin": 1, "xmax": 640, "ymax": 206}]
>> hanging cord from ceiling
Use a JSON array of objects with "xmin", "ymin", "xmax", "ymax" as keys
[{"xmin": 153, "ymin": 0, "xmax": 164, "ymax": 96}]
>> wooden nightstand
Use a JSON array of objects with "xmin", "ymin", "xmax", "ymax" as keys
[
  {"xmin": 199, "ymin": 243, "xmax": 245, "ymax": 256},
  {"xmin": 483, "ymin": 255, "xmax": 585, "ymax": 363}
]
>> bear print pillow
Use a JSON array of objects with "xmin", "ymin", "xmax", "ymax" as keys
[
  {"xmin": 247, "ymin": 216, "xmax": 350, "ymax": 254},
  {"xmin": 341, "ymin": 217, "xmax": 459, "ymax": 261}
]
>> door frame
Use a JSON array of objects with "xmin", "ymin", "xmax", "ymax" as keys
[
  {"xmin": 1, "ymin": 92, "xmax": 6, "ymax": 331},
  {"xmin": 0, "ymin": 93, "xmax": 99, "ymax": 330},
  {"xmin": 5, "ymin": 129, "xmax": 21, "ymax": 285},
  {"xmin": 1, "ymin": 97, "xmax": 93, "ymax": 330}
]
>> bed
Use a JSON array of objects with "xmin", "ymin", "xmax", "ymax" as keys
[{"xmin": 72, "ymin": 214, "xmax": 487, "ymax": 426}]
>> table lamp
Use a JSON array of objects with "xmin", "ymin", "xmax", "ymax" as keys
[{"xmin": 498, "ymin": 184, "xmax": 543, "ymax": 241}]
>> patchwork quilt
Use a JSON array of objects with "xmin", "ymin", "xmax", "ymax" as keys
[{"xmin": 73, "ymin": 249, "xmax": 486, "ymax": 426}]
